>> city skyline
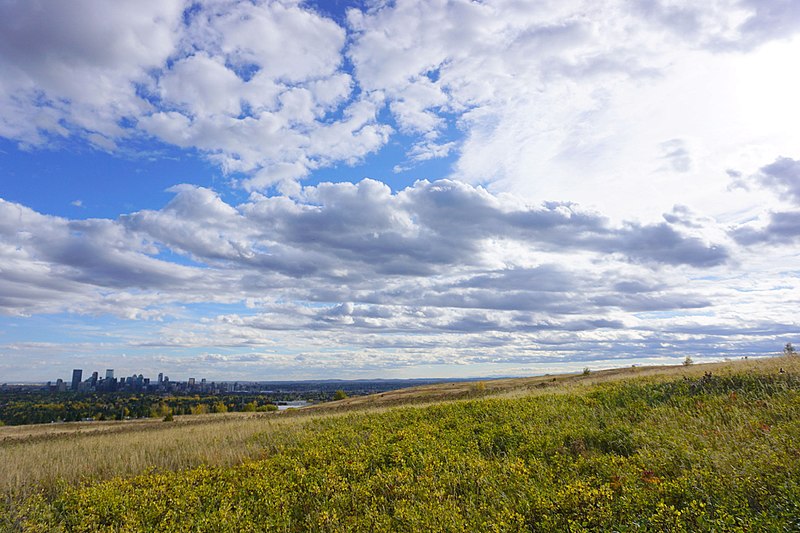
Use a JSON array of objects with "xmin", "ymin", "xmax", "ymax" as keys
[
  {"xmin": 1, "ymin": 0, "xmax": 799, "ymax": 381},
  {"xmin": 5, "ymin": 367, "xmax": 454, "ymax": 401},
  {"xmin": 31, "ymin": 367, "xmax": 235, "ymax": 395}
]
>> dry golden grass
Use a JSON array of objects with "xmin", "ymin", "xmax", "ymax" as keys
[
  {"xmin": 0, "ymin": 412, "xmax": 310, "ymax": 499},
  {"xmin": 302, "ymin": 355, "xmax": 798, "ymax": 411},
  {"xmin": 2, "ymin": 355, "xmax": 795, "ymax": 502}
]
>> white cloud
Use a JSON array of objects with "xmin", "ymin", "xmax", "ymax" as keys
[
  {"xmin": 3, "ymin": 178, "xmax": 778, "ymax": 376},
  {"xmin": 1, "ymin": 179, "xmax": 727, "ymax": 313},
  {"xmin": 755, "ymin": 157, "xmax": 800, "ymax": 205},
  {"xmin": 201, "ymin": 0, "xmax": 346, "ymax": 83},
  {"xmin": 0, "ymin": 197, "xmax": 226, "ymax": 317},
  {"xmin": 2, "ymin": 1, "xmax": 800, "ymax": 378},
  {"xmin": 0, "ymin": 0, "xmax": 390, "ymax": 190},
  {"xmin": 4, "ymin": 0, "xmax": 799, "ymax": 208},
  {"xmin": 347, "ymin": 0, "xmax": 800, "ymax": 224},
  {"xmin": 158, "ymin": 53, "xmax": 245, "ymax": 117},
  {"xmin": 729, "ymin": 156, "xmax": 800, "ymax": 245},
  {"xmin": 0, "ymin": 0, "xmax": 184, "ymax": 144}
]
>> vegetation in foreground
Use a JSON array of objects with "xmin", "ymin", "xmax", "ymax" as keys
[{"xmin": 3, "ymin": 357, "xmax": 800, "ymax": 531}]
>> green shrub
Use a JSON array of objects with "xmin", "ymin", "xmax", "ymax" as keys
[{"xmin": 333, "ymin": 390, "xmax": 348, "ymax": 401}]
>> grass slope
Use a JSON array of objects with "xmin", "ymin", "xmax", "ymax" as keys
[{"xmin": 3, "ymin": 356, "xmax": 800, "ymax": 531}]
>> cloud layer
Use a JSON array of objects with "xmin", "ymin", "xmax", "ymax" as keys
[
  {"xmin": 0, "ymin": 0, "xmax": 390, "ymax": 192},
  {"xmin": 3, "ymin": 0, "xmax": 800, "ymax": 199},
  {"xmin": 2, "ymin": 177, "xmax": 797, "ymax": 379},
  {"xmin": 2, "ymin": 0, "xmax": 800, "ymax": 379},
  {"xmin": 0, "ymin": 179, "xmax": 729, "ymax": 315}
]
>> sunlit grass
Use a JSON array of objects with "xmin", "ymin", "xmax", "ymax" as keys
[
  {"xmin": 0, "ymin": 413, "xmax": 310, "ymax": 498},
  {"xmin": 3, "ymin": 356, "xmax": 799, "ymax": 531}
]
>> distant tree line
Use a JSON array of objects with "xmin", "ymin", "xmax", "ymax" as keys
[
  {"xmin": 0, "ymin": 379, "xmax": 446, "ymax": 426},
  {"xmin": 0, "ymin": 392, "xmax": 284, "ymax": 426}
]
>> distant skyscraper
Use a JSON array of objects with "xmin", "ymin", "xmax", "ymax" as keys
[
  {"xmin": 90, "ymin": 371, "xmax": 98, "ymax": 385},
  {"xmin": 105, "ymin": 369, "xmax": 114, "ymax": 380},
  {"xmin": 158, "ymin": 372, "xmax": 163, "ymax": 383},
  {"xmin": 71, "ymin": 369, "xmax": 82, "ymax": 391}
]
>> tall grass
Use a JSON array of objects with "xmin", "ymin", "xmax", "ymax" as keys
[
  {"xmin": 3, "ymin": 356, "xmax": 799, "ymax": 531},
  {"xmin": 0, "ymin": 413, "xmax": 312, "ymax": 499}
]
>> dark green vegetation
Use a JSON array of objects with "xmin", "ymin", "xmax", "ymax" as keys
[
  {"xmin": 0, "ymin": 393, "xmax": 279, "ymax": 425},
  {"xmin": 5, "ymin": 359, "xmax": 800, "ymax": 531},
  {"xmin": 0, "ymin": 379, "xmax": 452, "ymax": 426}
]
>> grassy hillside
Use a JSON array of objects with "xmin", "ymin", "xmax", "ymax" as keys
[{"xmin": 3, "ymin": 356, "xmax": 800, "ymax": 531}]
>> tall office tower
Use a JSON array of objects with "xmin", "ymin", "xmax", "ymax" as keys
[
  {"xmin": 71, "ymin": 369, "xmax": 82, "ymax": 391},
  {"xmin": 158, "ymin": 372, "xmax": 163, "ymax": 384},
  {"xmin": 90, "ymin": 371, "xmax": 98, "ymax": 386},
  {"xmin": 105, "ymin": 369, "xmax": 114, "ymax": 380}
]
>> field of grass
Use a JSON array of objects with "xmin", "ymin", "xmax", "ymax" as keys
[{"xmin": 3, "ymin": 356, "xmax": 800, "ymax": 531}]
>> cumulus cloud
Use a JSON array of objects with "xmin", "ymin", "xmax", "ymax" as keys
[
  {"xmin": 755, "ymin": 156, "xmax": 800, "ymax": 205},
  {"xmin": 633, "ymin": 0, "xmax": 800, "ymax": 51},
  {"xmin": 732, "ymin": 211, "xmax": 800, "ymax": 245},
  {"xmin": 0, "ymin": 180, "xmax": 727, "ymax": 322},
  {"xmin": 344, "ymin": 0, "xmax": 800, "ymax": 223},
  {"xmin": 1, "ymin": 177, "xmax": 744, "ymax": 378},
  {"xmin": 0, "ymin": 0, "xmax": 390, "ymax": 191},
  {"xmin": 140, "ymin": 1, "xmax": 393, "ymax": 189},
  {"xmin": 0, "ymin": 197, "xmax": 235, "ymax": 317},
  {"xmin": 0, "ymin": 0, "xmax": 183, "ymax": 145},
  {"xmin": 2, "ymin": 0, "xmax": 799, "ymax": 201},
  {"xmin": 730, "ymin": 156, "xmax": 800, "ymax": 244},
  {"xmin": 2, "ymin": 1, "xmax": 799, "ymax": 378},
  {"xmin": 123, "ymin": 179, "xmax": 728, "ymax": 278}
]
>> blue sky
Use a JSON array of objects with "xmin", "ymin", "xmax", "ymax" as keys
[{"xmin": 1, "ymin": 0, "xmax": 800, "ymax": 382}]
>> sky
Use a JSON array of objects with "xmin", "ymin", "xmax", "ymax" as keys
[{"xmin": 1, "ymin": 0, "xmax": 799, "ymax": 382}]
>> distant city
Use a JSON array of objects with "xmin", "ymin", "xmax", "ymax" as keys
[
  {"xmin": 0, "ymin": 371, "xmax": 468, "ymax": 426},
  {"xmin": 45, "ymin": 368, "xmax": 245, "ymax": 395},
  {"xmin": 5, "ymin": 369, "xmax": 457, "ymax": 397}
]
